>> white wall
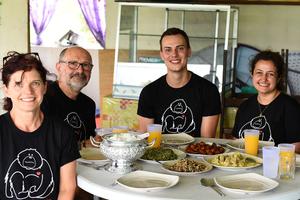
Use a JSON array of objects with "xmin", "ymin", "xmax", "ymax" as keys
[
  {"xmin": 238, "ymin": 5, "xmax": 300, "ymax": 51},
  {"xmin": 30, "ymin": 46, "xmax": 100, "ymax": 109},
  {"xmin": 0, "ymin": 0, "xmax": 29, "ymax": 115},
  {"xmin": 0, "ymin": 0, "xmax": 29, "ymax": 59},
  {"xmin": 105, "ymin": 1, "xmax": 118, "ymax": 50}
]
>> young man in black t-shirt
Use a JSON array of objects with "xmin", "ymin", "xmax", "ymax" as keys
[{"xmin": 138, "ymin": 28, "xmax": 221, "ymax": 138}]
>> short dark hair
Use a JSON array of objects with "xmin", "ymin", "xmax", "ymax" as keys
[
  {"xmin": 1, "ymin": 51, "xmax": 48, "ymax": 111},
  {"xmin": 159, "ymin": 27, "xmax": 191, "ymax": 51},
  {"xmin": 250, "ymin": 50, "xmax": 284, "ymax": 90}
]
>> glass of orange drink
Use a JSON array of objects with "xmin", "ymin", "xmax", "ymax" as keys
[
  {"xmin": 278, "ymin": 143, "xmax": 295, "ymax": 180},
  {"xmin": 147, "ymin": 124, "xmax": 162, "ymax": 148},
  {"xmin": 244, "ymin": 129, "xmax": 260, "ymax": 156}
]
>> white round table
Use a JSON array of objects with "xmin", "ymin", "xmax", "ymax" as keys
[{"xmin": 77, "ymin": 138, "xmax": 300, "ymax": 200}]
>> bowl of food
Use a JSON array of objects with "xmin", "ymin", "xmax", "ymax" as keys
[
  {"xmin": 182, "ymin": 141, "xmax": 229, "ymax": 157},
  {"xmin": 140, "ymin": 147, "xmax": 186, "ymax": 163},
  {"xmin": 161, "ymin": 158, "xmax": 213, "ymax": 176}
]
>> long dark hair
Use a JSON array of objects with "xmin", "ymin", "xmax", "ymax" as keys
[{"xmin": 1, "ymin": 51, "xmax": 48, "ymax": 111}]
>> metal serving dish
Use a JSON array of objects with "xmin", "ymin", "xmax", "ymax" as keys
[{"xmin": 99, "ymin": 132, "xmax": 150, "ymax": 174}]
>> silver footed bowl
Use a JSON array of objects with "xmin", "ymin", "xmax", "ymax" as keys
[{"xmin": 100, "ymin": 132, "xmax": 148, "ymax": 174}]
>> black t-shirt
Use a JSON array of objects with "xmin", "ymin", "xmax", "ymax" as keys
[
  {"xmin": 0, "ymin": 112, "xmax": 80, "ymax": 200},
  {"xmin": 138, "ymin": 71, "xmax": 221, "ymax": 137},
  {"xmin": 42, "ymin": 81, "xmax": 96, "ymax": 141},
  {"xmin": 232, "ymin": 93, "xmax": 300, "ymax": 145}
]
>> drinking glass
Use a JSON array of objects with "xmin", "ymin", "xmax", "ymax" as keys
[
  {"xmin": 263, "ymin": 146, "xmax": 280, "ymax": 178},
  {"xmin": 278, "ymin": 143, "xmax": 295, "ymax": 180},
  {"xmin": 244, "ymin": 129, "xmax": 260, "ymax": 156},
  {"xmin": 147, "ymin": 124, "xmax": 162, "ymax": 148}
]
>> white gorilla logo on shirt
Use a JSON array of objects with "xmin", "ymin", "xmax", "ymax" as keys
[
  {"xmin": 161, "ymin": 99, "xmax": 195, "ymax": 134},
  {"xmin": 238, "ymin": 115, "xmax": 274, "ymax": 142},
  {"xmin": 64, "ymin": 111, "xmax": 86, "ymax": 141},
  {"xmin": 4, "ymin": 148, "xmax": 54, "ymax": 199}
]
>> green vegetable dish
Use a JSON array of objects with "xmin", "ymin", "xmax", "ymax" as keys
[{"xmin": 141, "ymin": 148, "xmax": 178, "ymax": 161}]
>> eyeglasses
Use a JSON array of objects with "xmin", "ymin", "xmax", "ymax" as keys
[
  {"xmin": 3, "ymin": 52, "xmax": 40, "ymax": 66},
  {"xmin": 60, "ymin": 60, "xmax": 93, "ymax": 71}
]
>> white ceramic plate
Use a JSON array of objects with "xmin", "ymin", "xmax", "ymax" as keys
[
  {"xmin": 79, "ymin": 147, "xmax": 108, "ymax": 163},
  {"xmin": 226, "ymin": 139, "xmax": 274, "ymax": 152},
  {"xmin": 204, "ymin": 152, "xmax": 262, "ymax": 171},
  {"xmin": 162, "ymin": 133, "xmax": 195, "ymax": 146},
  {"xmin": 214, "ymin": 173, "xmax": 279, "ymax": 194},
  {"xmin": 139, "ymin": 148, "xmax": 186, "ymax": 164},
  {"xmin": 161, "ymin": 158, "xmax": 213, "ymax": 176},
  {"xmin": 179, "ymin": 142, "xmax": 230, "ymax": 157},
  {"xmin": 116, "ymin": 170, "xmax": 179, "ymax": 192},
  {"xmin": 296, "ymin": 154, "xmax": 300, "ymax": 168}
]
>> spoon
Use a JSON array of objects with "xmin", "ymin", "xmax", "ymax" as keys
[
  {"xmin": 136, "ymin": 132, "xmax": 150, "ymax": 140},
  {"xmin": 77, "ymin": 160, "xmax": 108, "ymax": 170},
  {"xmin": 200, "ymin": 178, "xmax": 225, "ymax": 196}
]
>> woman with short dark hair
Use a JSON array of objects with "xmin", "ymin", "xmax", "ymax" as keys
[
  {"xmin": 232, "ymin": 50, "xmax": 300, "ymax": 153},
  {"xmin": 0, "ymin": 52, "xmax": 80, "ymax": 199}
]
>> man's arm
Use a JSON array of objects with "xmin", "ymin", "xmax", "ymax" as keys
[
  {"xmin": 138, "ymin": 115, "xmax": 154, "ymax": 133},
  {"xmin": 200, "ymin": 114, "xmax": 220, "ymax": 138},
  {"xmin": 58, "ymin": 161, "xmax": 77, "ymax": 200}
]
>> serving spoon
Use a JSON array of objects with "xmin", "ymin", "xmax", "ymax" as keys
[
  {"xmin": 77, "ymin": 160, "xmax": 108, "ymax": 170},
  {"xmin": 200, "ymin": 178, "xmax": 225, "ymax": 196}
]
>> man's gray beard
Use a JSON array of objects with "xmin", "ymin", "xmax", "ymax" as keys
[
  {"xmin": 68, "ymin": 80, "xmax": 87, "ymax": 92},
  {"xmin": 68, "ymin": 74, "xmax": 88, "ymax": 92}
]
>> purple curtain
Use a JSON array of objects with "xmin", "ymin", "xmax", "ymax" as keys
[
  {"xmin": 30, "ymin": 0, "xmax": 58, "ymax": 45},
  {"xmin": 77, "ymin": 0, "xmax": 106, "ymax": 48}
]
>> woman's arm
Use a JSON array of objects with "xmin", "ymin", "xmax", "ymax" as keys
[
  {"xmin": 58, "ymin": 161, "xmax": 77, "ymax": 200},
  {"xmin": 293, "ymin": 142, "xmax": 300, "ymax": 154}
]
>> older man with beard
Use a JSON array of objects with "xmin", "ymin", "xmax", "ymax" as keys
[
  {"xmin": 42, "ymin": 47, "xmax": 97, "ymax": 200},
  {"xmin": 42, "ymin": 47, "xmax": 96, "ymax": 145}
]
